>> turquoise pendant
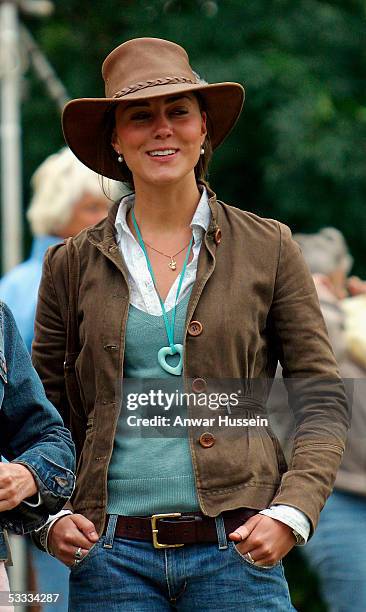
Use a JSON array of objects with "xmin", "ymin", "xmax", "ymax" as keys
[{"xmin": 158, "ymin": 344, "xmax": 183, "ymax": 376}]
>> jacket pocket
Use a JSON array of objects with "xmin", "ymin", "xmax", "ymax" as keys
[
  {"xmin": 247, "ymin": 423, "xmax": 284, "ymax": 485},
  {"xmin": 260, "ymin": 417, "xmax": 288, "ymax": 476},
  {"xmin": 230, "ymin": 401, "xmax": 285, "ymax": 485}
]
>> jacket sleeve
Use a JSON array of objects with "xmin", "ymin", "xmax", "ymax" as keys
[
  {"xmin": 268, "ymin": 223, "xmax": 350, "ymax": 535},
  {"xmin": 33, "ymin": 243, "xmax": 87, "ymax": 464},
  {"xmin": 32, "ymin": 245, "xmax": 69, "ymax": 425},
  {"xmin": 0, "ymin": 302, "xmax": 75, "ymax": 533}
]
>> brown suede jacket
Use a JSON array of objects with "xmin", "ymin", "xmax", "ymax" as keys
[{"xmin": 32, "ymin": 187, "xmax": 349, "ymax": 537}]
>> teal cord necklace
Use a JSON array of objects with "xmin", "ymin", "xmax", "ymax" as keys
[{"xmin": 131, "ymin": 208, "xmax": 193, "ymax": 376}]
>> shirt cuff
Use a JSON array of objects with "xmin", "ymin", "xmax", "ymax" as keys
[
  {"xmin": 259, "ymin": 504, "xmax": 310, "ymax": 545},
  {"xmin": 22, "ymin": 492, "xmax": 42, "ymax": 508},
  {"xmin": 34, "ymin": 509, "xmax": 73, "ymax": 555}
]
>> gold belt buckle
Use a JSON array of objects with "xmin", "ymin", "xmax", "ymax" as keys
[{"xmin": 151, "ymin": 513, "xmax": 185, "ymax": 549}]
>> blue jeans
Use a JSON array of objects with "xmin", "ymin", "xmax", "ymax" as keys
[
  {"xmin": 69, "ymin": 514, "xmax": 294, "ymax": 611},
  {"xmin": 30, "ymin": 539, "xmax": 69, "ymax": 612},
  {"xmin": 302, "ymin": 490, "xmax": 366, "ymax": 612}
]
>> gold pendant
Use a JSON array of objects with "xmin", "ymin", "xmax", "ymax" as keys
[{"xmin": 169, "ymin": 258, "xmax": 177, "ymax": 271}]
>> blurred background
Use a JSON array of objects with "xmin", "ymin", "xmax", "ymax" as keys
[
  {"xmin": 1, "ymin": 0, "xmax": 366, "ymax": 277},
  {"xmin": 1, "ymin": 1, "xmax": 366, "ymax": 610}
]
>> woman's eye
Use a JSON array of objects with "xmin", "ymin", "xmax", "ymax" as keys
[
  {"xmin": 131, "ymin": 112, "xmax": 151, "ymax": 120},
  {"xmin": 171, "ymin": 108, "xmax": 188, "ymax": 115}
]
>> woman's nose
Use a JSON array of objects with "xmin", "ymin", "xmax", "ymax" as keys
[{"xmin": 153, "ymin": 112, "xmax": 173, "ymax": 138}]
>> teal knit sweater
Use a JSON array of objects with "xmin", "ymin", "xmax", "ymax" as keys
[{"xmin": 107, "ymin": 293, "xmax": 200, "ymax": 515}]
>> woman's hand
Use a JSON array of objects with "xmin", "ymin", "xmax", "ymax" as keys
[
  {"xmin": 228, "ymin": 514, "xmax": 296, "ymax": 567},
  {"xmin": 0, "ymin": 463, "xmax": 37, "ymax": 511},
  {"xmin": 48, "ymin": 514, "xmax": 99, "ymax": 567}
]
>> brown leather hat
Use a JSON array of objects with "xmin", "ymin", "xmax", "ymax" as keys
[{"xmin": 62, "ymin": 37, "xmax": 245, "ymax": 180}]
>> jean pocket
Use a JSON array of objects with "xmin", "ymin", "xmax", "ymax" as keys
[
  {"xmin": 229, "ymin": 541, "xmax": 282, "ymax": 571},
  {"xmin": 69, "ymin": 537, "xmax": 103, "ymax": 574}
]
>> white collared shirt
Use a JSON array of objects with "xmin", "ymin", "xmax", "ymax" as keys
[{"xmin": 114, "ymin": 188, "xmax": 211, "ymax": 315}]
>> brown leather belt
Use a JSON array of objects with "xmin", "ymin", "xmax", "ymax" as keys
[{"xmin": 103, "ymin": 508, "xmax": 258, "ymax": 549}]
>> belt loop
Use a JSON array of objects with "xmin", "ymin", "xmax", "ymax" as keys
[
  {"xmin": 215, "ymin": 515, "xmax": 228, "ymax": 550},
  {"xmin": 103, "ymin": 514, "xmax": 118, "ymax": 549}
]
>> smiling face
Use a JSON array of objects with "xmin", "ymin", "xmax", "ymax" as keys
[{"xmin": 111, "ymin": 93, "xmax": 207, "ymax": 189}]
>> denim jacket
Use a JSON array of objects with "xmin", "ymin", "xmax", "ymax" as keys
[{"xmin": 0, "ymin": 301, "xmax": 75, "ymax": 560}]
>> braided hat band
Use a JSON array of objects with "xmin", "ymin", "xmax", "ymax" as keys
[{"xmin": 113, "ymin": 76, "xmax": 198, "ymax": 98}]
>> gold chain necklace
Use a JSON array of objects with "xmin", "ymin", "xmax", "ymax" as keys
[{"xmin": 144, "ymin": 239, "xmax": 192, "ymax": 271}]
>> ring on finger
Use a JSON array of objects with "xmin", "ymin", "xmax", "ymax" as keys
[
  {"xmin": 245, "ymin": 551, "xmax": 255, "ymax": 564},
  {"xmin": 74, "ymin": 546, "xmax": 83, "ymax": 564}
]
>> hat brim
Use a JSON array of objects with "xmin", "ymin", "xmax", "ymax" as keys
[{"xmin": 62, "ymin": 82, "xmax": 244, "ymax": 181}]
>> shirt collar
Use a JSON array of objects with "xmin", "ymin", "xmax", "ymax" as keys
[{"xmin": 114, "ymin": 187, "xmax": 211, "ymax": 244}]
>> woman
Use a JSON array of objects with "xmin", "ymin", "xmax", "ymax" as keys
[
  {"xmin": 0, "ymin": 300, "xmax": 75, "ymax": 605},
  {"xmin": 32, "ymin": 38, "xmax": 348, "ymax": 611}
]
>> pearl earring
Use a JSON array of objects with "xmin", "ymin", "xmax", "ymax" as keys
[
  {"xmin": 200, "ymin": 145, "xmax": 204, "ymax": 155},
  {"xmin": 117, "ymin": 153, "xmax": 123, "ymax": 163}
]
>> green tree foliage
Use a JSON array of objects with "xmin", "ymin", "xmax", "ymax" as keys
[{"xmin": 22, "ymin": 0, "xmax": 366, "ymax": 274}]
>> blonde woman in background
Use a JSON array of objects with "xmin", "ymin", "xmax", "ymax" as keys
[{"xmin": 0, "ymin": 147, "xmax": 123, "ymax": 351}]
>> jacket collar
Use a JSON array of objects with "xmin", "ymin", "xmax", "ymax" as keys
[
  {"xmin": 204, "ymin": 183, "xmax": 220, "ymax": 242},
  {"xmin": 87, "ymin": 180, "xmax": 220, "ymax": 251}
]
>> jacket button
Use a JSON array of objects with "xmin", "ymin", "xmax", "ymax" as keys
[
  {"xmin": 199, "ymin": 432, "xmax": 215, "ymax": 448},
  {"xmin": 192, "ymin": 378, "xmax": 207, "ymax": 393},
  {"xmin": 54, "ymin": 476, "xmax": 68, "ymax": 487},
  {"xmin": 214, "ymin": 228, "xmax": 222, "ymax": 245},
  {"xmin": 188, "ymin": 321, "xmax": 203, "ymax": 336}
]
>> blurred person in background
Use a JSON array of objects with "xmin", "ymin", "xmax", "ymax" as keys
[
  {"xmin": 0, "ymin": 147, "xmax": 122, "ymax": 611},
  {"xmin": 0, "ymin": 146, "xmax": 123, "ymax": 352},
  {"xmin": 342, "ymin": 278, "xmax": 366, "ymax": 372},
  {"xmin": 0, "ymin": 300, "xmax": 75, "ymax": 610},
  {"xmin": 293, "ymin": 228, "xmax": 366, "ymax": 612}
]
